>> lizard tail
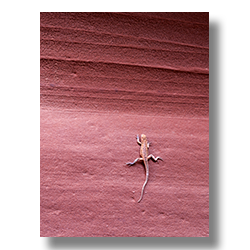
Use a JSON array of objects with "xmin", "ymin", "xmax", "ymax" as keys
[{"xmin": 137, "ymin": 172, "xmax": 149, "ymax": 203}]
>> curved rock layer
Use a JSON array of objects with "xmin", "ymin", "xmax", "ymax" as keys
[{"xmin": 40, "ymin": 12, "xmax": 209, "ymax": 237}]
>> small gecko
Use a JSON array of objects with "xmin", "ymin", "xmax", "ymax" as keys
[{"xmin": 126, "ymin": 134, "xmax": 163, "ymax": 203}]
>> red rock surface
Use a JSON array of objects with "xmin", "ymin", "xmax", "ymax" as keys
[{"xmin": 40, "ymin": 12, "xmax": 209, "ymax": 237}]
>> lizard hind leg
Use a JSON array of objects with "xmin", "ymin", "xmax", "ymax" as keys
[
  {"xmin": 126, "ymin": 157, "xmax": 143, "ymax": 166},
  {"xmin": 147, "ymin": 154, "xmax": 163, "ymax": 161}
]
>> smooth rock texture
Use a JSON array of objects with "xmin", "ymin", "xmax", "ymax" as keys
[{"xmin": 40, "ymin": 12, "xmax": 209, "ymax": 237}]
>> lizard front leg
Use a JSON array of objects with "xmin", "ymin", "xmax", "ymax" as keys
[
  {"xmin": 136, "ymin": 135, "xmax": 141, "ymax": 145},
  {"xmin": 126, "ymin": 157, "xmax": 143, "ymax": 166},
  {"xmin": 147, "ymin": 154, "xmax": 163, "ymax": 161}
]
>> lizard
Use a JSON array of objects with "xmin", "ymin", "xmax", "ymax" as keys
[{"xmin": 126, "ymin": 134, "xmax": 163, "ymax": 203}]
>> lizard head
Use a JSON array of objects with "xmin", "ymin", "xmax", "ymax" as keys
[{"xmin": 141, "ymin": 134, "xmax": 147, "ymax": 140}]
